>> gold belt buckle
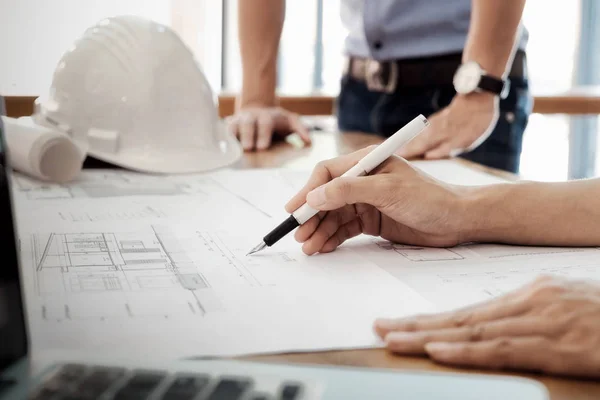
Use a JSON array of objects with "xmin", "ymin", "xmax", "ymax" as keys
[{"xmin": 365, "ymin": 59, "xmax": 398, "ymax": 93}]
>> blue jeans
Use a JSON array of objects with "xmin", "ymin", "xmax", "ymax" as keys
[{"xmin": 336, "ymin": 76, "xmax": 533, "ymax": 173}]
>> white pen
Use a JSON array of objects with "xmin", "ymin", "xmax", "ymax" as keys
[{"xmin": 247, "ymin": 114, "xmax": 430, "ymax": 255}]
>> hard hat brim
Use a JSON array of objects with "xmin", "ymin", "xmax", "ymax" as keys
[{"xmin": 87, "ymin": 122, "xmax": 243, "ymax": 174}]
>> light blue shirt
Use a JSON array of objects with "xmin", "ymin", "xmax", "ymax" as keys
[{"xmin": 341, "ymin": 0, "xmax": 528, "ymax": 61}]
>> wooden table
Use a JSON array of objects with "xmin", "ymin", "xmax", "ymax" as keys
[
  {"xmin": 234, "ymin": 129, "xmax": 600, "ymax": 400},
  {"xmin": 6, "ymin": 90, "xmax": 600, "ymax": 119}
]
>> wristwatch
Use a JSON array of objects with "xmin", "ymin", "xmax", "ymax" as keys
[{"xmin": 453, "ymin": 61, "xmax": 510, "ymax": 99}]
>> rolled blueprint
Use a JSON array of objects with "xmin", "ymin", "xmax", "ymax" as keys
[{"xmin": 2, "ymin": 116, "xmax": 84, "ymax": 183}]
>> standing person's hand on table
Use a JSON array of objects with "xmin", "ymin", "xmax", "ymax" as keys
[
  {"xmin": 228, "ymin": 106, "xmax": 311, "ymax": 151},
  {"xmin": 230, "ymin": 0, "xmax": 311, "ymax": 152},
  {"xmin": 396, "ymin": 93, "xmax": 497, "ymax": 160}
]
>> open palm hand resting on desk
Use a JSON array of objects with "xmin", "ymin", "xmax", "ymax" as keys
[{"xmin": 286, "ymin": 148, "xmax": 600, "ymax": 378}]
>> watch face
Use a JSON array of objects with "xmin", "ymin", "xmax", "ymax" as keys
[{"xmin": 453, "ymin": 61, "xmax": 482, "ymax": 94}]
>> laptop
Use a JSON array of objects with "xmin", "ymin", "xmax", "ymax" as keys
[{"xmin": 0, "ymin": 97, "xmax": 549, "ymax": 399}]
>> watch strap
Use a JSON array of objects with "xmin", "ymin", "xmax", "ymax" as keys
[{"xmin": 479, "ymin": 75, "xmax": 506, "ymax": 97}]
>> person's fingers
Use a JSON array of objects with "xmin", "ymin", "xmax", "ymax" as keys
[
  {"xmin": 384, "ymin": 316, "xmax": 561, "ymax": 355},
  {"xmin": 424, "ymin": 142, "xmax": 454, "ymax": 160},
  {"xmin": 374, "ymin": 280, "xmax": 544, "ymax": 338},
  {"xmin": 284, "ymin": 146, "xmax": 375, "ymax": 213},
  {"xmin": 374, "ymin": 294, "xmax": 530, "ymax": 338},
  {"xmin": 287, "ymin": 112, "xmax": 312, "ymax": 144},
  {"xmin": 227, "ymin": 117, "xmax": 240, "ymax": 139},
  {"xmin": 297, "ymin": 204, "xmax": 377, "ymax": 251},
  {"xmin": 239, "ymin": 113, "xmax": 257, "ymax": 151},
  {"xmin": 256, "ymin": 112, "xmax": 275, "ymax": 150},
  {"xmin": 294, "ymin": 211, "xmax": 326, "ymax": 243},
  {"xmin": 301, "ymin": 207, "xmax": 358, "ymax": 255},
  {"xmin": 424, "ymin": 337, "xmax": 557, "ymax": 373},
  {"xmin": 305, "ymin": 175, "xmax": 396, "ymax": 211},
  {"xmin": 319, "ymin": 218, "xmax": 364, "ymax": 253},
  {"xmin": 396, "ymin": 128, "xmax": 443, "ymax": 159}
]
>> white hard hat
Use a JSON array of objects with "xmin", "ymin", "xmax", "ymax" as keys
[{"xmin": 33, "ymin": 15, "xmax": 242, "ymax": 174}]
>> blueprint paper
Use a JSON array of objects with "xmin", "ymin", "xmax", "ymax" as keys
[
  {"xmin": 14, "ymin": 161, "xmax": 596, "ymax": 359},
  {"xmin": 12, "ymin": 169, "xmax": 433, "ymax": 358},
  {"xmin": 19, "ymin": 224, "xmax": 432, "ymax": 358},
  {"xmin": 350, "ymin": 239, "xmax": 600, "ymax": 312}
]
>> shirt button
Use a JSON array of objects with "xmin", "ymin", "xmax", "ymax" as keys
[{"xmin": 373, "ymin": 41, "xmax": 383, "ymax": 50}]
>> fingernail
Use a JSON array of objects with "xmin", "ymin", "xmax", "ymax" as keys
[
  {"xmin": 425, "ymin": 342, "xmax": 454, "ymax": 353},
  {"xmin": 293, "ymin": 229, "xmax": 304, "ymax": 243},
  {"xmin": 306, "ymin": 186, "xmax": 326, "ymax": 207},
  {"xmin": 301, "ymin": 242, "xmax": 315, "ymax": 256}
]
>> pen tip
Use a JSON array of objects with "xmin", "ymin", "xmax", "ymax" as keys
[{"xmin": 247, "ymin": 241, "xmax": 267, "ymax": 256}]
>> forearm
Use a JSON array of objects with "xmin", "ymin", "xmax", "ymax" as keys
[
  {"xmin": 464, "ymin": 179, "xmax": 600, "ymax": 246},
  {"xmin": 464, "ymin": 0, "xmax": 526, "ymax": 77},
  {"xmin": 237, "ymin": 0, "xmax": 284, "ymax": 108}
]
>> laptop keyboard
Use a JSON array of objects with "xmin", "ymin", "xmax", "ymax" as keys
[
  {"xmin": 160, "ymin": 375, "xmax": 211, "ymax": 400},
  {"xmin": 29, "ymin": 363, "xmax": 305, "ymax": 400}
]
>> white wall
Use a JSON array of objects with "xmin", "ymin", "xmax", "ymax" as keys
[{"xmin": 0, "ymin": 0, "xmax": 222, "ymax": 95}]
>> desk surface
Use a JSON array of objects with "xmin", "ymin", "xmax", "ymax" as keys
[{"xmin": 235, "ymin": 128, "xmax": 600, "ymax": 400}]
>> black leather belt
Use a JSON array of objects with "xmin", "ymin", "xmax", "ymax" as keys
[{"xmin": 343, "ymin": 50, "xmax": 527, "ymax": 93}]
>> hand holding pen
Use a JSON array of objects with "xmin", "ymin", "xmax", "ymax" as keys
[{"xmin": 248, "ymin": 115, "xmax": 430, "ymax": 255}]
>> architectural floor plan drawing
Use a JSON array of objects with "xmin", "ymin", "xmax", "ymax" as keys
[
  {"xmin": 27, "ymin": 222, "xmax": 405, "ymax": 325},
  {"xmin": 30, "ymin": 226, "xmax": 229, "ymax": 321},
  {"xmin": 375, "ymin": 241, "xmax": 465, "ymax": 262}
]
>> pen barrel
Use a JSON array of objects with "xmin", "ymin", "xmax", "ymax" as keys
[
  {"xmin": 263, "ymin": 214, "xmax": 300, "ymax": 246},
  {"xmin": 341, "ymin": 163, "xmax": 367, "ymax": 178},
  {"xmin": 358, "ymin": 114, "xmax": 428, "ymax": 173},
  {"xmin": 292, "ymin": 203, "xmax": 319, "ymax": 225}
]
